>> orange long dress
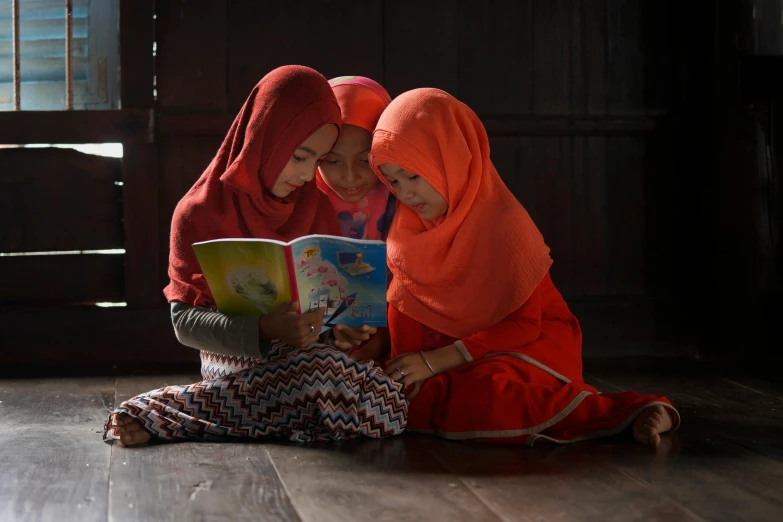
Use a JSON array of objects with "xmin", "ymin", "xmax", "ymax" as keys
[
  {"xmin": 369, "ymin": 87, "xmax": 680, "ymax": 444},
  {"xmin": 390, "ymin": 273, "xmax": 680, "ymax": 445}
]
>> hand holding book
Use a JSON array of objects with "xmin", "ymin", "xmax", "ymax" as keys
[{"xmin": 258, "ymin": 302, "xmax": 326, "ymax": 349}]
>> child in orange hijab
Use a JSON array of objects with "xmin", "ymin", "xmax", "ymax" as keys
[{"xmin": 370, "ymin": 88, "xmax": 679, "ymax": 446}]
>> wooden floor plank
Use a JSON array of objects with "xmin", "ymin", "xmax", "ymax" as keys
[
  {"xmin": 0, "ymin": 378, "xmax": 115, "ymax": 522},
  {"xmin": 5, "ymin": 361, "xmax": 780, "ymax": 522},
  {"xmin": 587, "ymin": 358, "xmax": 783, "ymax": 521},
  {"xmin": 421, "ymin": 436, "xmax": 702, "ymax": 522},
  {"xmin": 108, "ymin": 375, "xmax": 300, "ymax": 522},
  {"xmin": 265, "ymin": 435, "xmax": 502, "ymax": 522},
  {"xmin": 719, "ymin": 376, "xmax": 783, "ymax": 404},
  {"xmin": 586, "ymin": 357, "xmax": 783, "ymax": 460}
]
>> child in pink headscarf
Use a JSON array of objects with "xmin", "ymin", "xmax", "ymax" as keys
[
  {"xmin": 317, "ymin": 76, "xmax": 396, "ymax": 241},
  {"xmin": 317, "ymin": 76, "xmax": 396, "ymax": 356}
]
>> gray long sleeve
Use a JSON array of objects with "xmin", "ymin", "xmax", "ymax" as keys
[{"xmin": 170, "ymin": 301, "xmax": 272, "ymax": 359}]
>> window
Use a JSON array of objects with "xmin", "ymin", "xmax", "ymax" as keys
[{"xmin": 0, "ymin": 0, "xmax": 119, "ymax": 110}]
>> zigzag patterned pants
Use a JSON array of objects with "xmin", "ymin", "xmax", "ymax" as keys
[{"xmin": 104, "ymin": 344, "xmax": 408, "ymax": 443}]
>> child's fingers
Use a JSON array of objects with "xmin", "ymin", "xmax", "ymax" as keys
[
  {"xmin": 385, "ymin": 354, "xmax": 404, "ymax": 367},
  {"xmin": 386, "ymin": 365, "xmax": 414, "ymax": 382},
  {"xmin": 350, "ymin": 325, "xmax": 376, "ymax": 337},
  {"xmin": 333, "ymin": 340, "xmax": 353, "ymax": 351},
  {"xmin": 338, "ymin": 330, "xmax": 368, "ymax": 344},
  {"xmin": 407, "ymin": 381, "xmax": 423, "ymax": 400},
  {"xmin": 341, "ymin": 328, "xmax": 359, "ymax": 340},
  {"xmin": 300, "ymin": 306, "xmax": 321, "ymax": 318},
  {"xmin": 296, "ymin": 332, "xmax": 320, "ymax": 349},
  {"xmin": 281, "ymin": 301, "xmax": 300, "ymax": 314},
  {"xmin": 401, "ymin": 374, "xmax": 419, "ymax": 387},
  {"xmin": 300, "ymin": 313, "xmax": 325, "ymax": 333},
  {"xmin": 384, "ymin": 354, "xmax": 411, "ymax": 372},
  {"xmin": 346, "ymin": 330, "xmax": 371, "ymax": 342}
]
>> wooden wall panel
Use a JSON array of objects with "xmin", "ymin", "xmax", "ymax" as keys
[
  {"xmin": 572, "ymin": 136, "xmax": 608, "ymax": 296},
  {"xmin": 515, "ymin": 138, "xmax": 541, "ymax": 221},
  {"xmin": 490, "ymin": 133, "xmax": 643, "ymax": 298},
  {"xmin": 155, "ymin": 0, "xmax": 227, "ymax": 112},
  {"xmin": 516, "ymin": 137, "xmax": 575, "ymax": 294},
  {"xmin": 532, "ymin": 0, "xmax": 572, "ymax": 115},
  {"xmin": 0, "ymin": 0, "xmax": 688, "ymax": 370},
  {"xmin": 0, "ymin": 306, "xmax": 196, "ymax": 373},
  {"xmin": 383, "ymin": 0, "xmax": 459, "ymax": 96},
  {"xmin": 122, "ymin": 144, "xmax": 161, "ymax": 306},
  {"xmin": 637, "ymin": 1, "xmax": 673, "ymax": 113},
  {"xmin": 606, "ymin": 0, "xmax": 643, "ymax": 114},
  {"xmin": 0, "ymin": 254, "xmax": 124, "ymax": 305},
  {"xmin": 146, "ymin": 0, "xmax": 673, "ymax": 304},
  {"xmin": 457, "ymin": 1, "xmax": 533, "ymax": 114},
  {"xmin": 488, "ymin": 137, "xmax": 520, "ymax": 195},
  {"xmin": 0, "ymin": 110, "xmax": 151, "ymax": 144},
  {"xmin": 226, "ymin": 0, "xmax": 384, "ymax": 112},
  {"xmin": 605, "ymin": 136, "xmax": 647, "ymax": 295},
  {"xmin": 604, "ymin": 0, "xmax": 673, "ymax": 115},
  {"xmin": 120, "ymin": 0, "xmax": 159, "ymax": 307},
  {"xmin": 571, "ymin": 0, "xmax": 608, "ymax": 115},
  {"xmin": 0, "ymin": 148, "xmax": 123, "ymax": 252},
  {"xmin": 119, "ymin": 0, "xmax": 154, "ymax": 109}
]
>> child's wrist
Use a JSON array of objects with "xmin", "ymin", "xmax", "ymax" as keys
[{"xmin": 428, "ymin": 344, "xmax": 465, "ymax": 374}]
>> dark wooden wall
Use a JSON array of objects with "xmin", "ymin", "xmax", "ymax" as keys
[
  {"xmin": 672, "ymin": 0, "xmax": 783, "ymax": 366},
  {"xmin": 1, "ymin": 0, "xmax": 705, "ymax": 373},
  {"xmin": 150, "ymin": 0, "xmax": 673, "ymax": 299}
]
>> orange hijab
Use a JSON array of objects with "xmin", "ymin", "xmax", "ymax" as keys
[
  {"xmin": 370, "ymin": 88, "xmax": 552, "ymax": 338},
  {"xmin": 164, "ymin": 65, "xmax": 342, "ymax": 307}
]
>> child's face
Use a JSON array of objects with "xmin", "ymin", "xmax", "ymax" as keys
[
  {"xmin": 318, "ymin": 125, "xmax": 381, "ymax": 202},
  {"xmin": 272, "ymin": 124, "xmax": 339, "ymax": 198},
  {"xmin": 378, "ymin": 163, "xmax": 447, "ymax": 221}
]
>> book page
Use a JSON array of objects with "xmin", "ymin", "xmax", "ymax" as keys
[
  {"xmin": 290, "ymin": 236, "xmax": 388, "ymax": 329},
  {"xmin": 193, "ymin": 239, "xmax": 292, "ymax": 315}
]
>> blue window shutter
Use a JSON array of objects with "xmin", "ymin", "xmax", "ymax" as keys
[{"xmin": 0, "ymin": 0, "xmax": 119, "ymax": 111}]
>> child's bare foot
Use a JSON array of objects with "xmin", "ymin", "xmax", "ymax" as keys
[
  {"xmin": 632, "ymin": 404, "xmax": 673, "ymax": 447},
  {"xmin": 111, "ymin": 413, "xmax": 151, "ymax": 446}
]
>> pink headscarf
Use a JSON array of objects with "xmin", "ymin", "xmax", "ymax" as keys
[{"xmin": 316, "ymin": 76, "xmax": 395, "ymax": 240}]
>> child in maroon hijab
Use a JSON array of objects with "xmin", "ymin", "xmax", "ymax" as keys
[{"xmin": 105, "ymin": 66, "xmax": 406, "ymax": 446}]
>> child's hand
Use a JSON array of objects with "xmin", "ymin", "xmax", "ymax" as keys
[
  {"xmin": 259, "ymin": 302, "xmax": 325, "ymax": 348},
  {"xmin": 333, "ymin": 324, "xmax": 377, "ymax": 351},
  {"xmin": 384, "ymin": 352, "xmax": 437, "ymax": 400},
  {"xmin": 347, "ymin": 327, "xmax": 391, "ymax": 362}
]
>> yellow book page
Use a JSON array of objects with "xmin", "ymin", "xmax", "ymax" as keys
[{"xmin": 193, "ymin": 239, "xmax": 292, "ymax": 315}]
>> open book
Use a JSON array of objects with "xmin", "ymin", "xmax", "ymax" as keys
[{"xmin": 193, "ymin": 234, "xmax": 387, "ymax": 332}]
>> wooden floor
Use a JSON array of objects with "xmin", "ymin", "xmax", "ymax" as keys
[{"xmin": 2, "ymin": 356, "xmax": 782, "ymax": 522}]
